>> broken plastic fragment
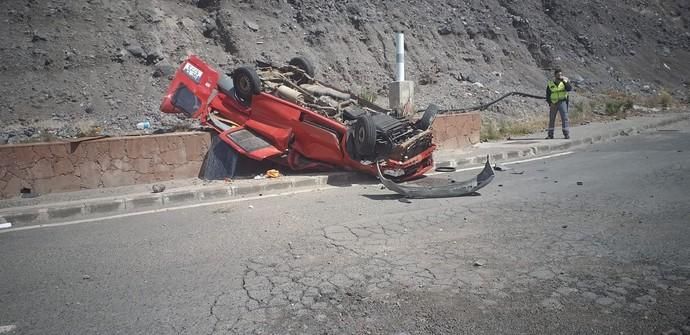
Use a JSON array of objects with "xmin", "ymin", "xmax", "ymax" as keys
[{"xmin": 377, "ymin": 156, "xmax": 495, "ymax": 198}]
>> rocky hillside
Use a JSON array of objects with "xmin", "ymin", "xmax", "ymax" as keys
[{"xmin": 1, "ymin": 0, "xmax": 688, "ymax": 143}]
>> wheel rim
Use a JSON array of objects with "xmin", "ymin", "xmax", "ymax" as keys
[
  {"xmin": 238, "ymin": 77, "xmax": 250, "ymax": 93},
  {"xmin": 357, "ymin": 127, "xmax": 366, "ymax": 143}
]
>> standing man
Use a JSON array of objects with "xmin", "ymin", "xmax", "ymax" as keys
[{"xmin": 546, "ymin": 68, "xmax": 573, "ymax": 139}]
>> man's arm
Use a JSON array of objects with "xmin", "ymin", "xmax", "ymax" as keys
[
  {"xmin": 564, "ymin": 81, "xmax": 573, "ymax": 92},
  {"xmin": 546, "ymin": 86, "xmax": 551, "ymax": 103}
]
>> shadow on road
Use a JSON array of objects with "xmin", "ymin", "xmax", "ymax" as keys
[{"xmin": 362, "ymin": 192, "xmax": 482, "ymax": 201}]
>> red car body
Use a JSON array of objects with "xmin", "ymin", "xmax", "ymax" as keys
[{"xmin": 160, "ymin": 55, "xmax": 435, "ymax": 180}]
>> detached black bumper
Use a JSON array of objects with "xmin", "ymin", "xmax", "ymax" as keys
[{"xmin": 377, "ymin": 157, "xmax": 495, "ymax": 198}]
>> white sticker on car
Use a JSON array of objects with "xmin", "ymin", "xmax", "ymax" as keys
[{"xmin": 183, "ymin": 63, "xmax": 203, "ymax": 83}]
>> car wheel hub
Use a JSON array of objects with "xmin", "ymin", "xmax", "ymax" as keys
[{"xmin": 239, "ymin": 78, "xmax": 249, "ymax": 91}]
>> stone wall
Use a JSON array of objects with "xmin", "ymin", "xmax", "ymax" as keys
[
  {"xmin": 0, "ymin": 116, "xmax": 479, "ymax": 199},
  {"xmin": 431, "ymin": 112, "xmax": 481, "ymax": 150},
  {"xmin": 0, "ymin": 132, "xmax": 211, "ymax": 199}
]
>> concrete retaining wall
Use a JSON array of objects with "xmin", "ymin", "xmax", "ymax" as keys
[
  {"xmin": 0, "ymin": 113, "xmax": 479, "ymax": 199},
  {"xmin": 431, "ymin": 112, "xmax": 481, "ymax": 150},
  {"xmin": 0, "ymin": 132, "xmax": 211, "ymax": 199}
]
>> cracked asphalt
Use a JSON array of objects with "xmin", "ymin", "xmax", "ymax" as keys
[{"xmin": 1, "ymin": 122, "xmax": 690, "ymax": 335}]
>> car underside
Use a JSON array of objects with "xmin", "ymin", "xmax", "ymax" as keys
[{"xmin": 160, "ymin": 55, "xmax": 438, "ymax": 181}]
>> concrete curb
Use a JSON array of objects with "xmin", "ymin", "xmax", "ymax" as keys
[
  {"xmin": 0, "ymin": 216, "xmax": 11, "ymax": 230},
  {"xmin": 435, "ymin": 114, "xmax": 689, "ymax": 168},
  {"xmin": 0, "ymin": 172, "xmax": 373, "ymax": 228},
  {"xmin": 0, "ymin": 113, "xmax": 686, "ymax": 229}
]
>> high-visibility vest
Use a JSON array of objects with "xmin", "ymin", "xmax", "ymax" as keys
[{"xmin": 548, "ymin": 80, "xmax": 569, "ymax": 103}]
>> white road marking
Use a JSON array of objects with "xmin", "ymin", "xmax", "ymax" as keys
[
  {"xmin": 0, "ymin": 222, "xmax": 12, "ymax": 229},
  {"xmin": 0, "ymin": 187, "xmax": 337, "ymax": 234},
  {"xmin": 0, "ymin": 325, "xmax": 17, "ymax": 334},
  {"xmin": 502, "ymin": 151, "xmax": 574, "ymax": 165},
  {"xmin": 430, "ymin": 151, "xmax": 574, "ymax": 175},
  {"xmin": 1, "ymin": 152, "xmax": 575, "ymax": 234}
]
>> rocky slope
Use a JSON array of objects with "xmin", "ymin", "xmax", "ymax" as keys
[{"xmin": 0, "ymin": 0, "xmax": 688, "ymax": 143}]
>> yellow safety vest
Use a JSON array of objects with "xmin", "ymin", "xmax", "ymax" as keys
[{"xmin": 548, "ymin": 81, "xmax": 568, "ymax": 104}]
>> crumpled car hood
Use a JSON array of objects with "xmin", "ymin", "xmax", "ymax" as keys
[{"xmin": 377, "ymin": 157, "xmax": 495, "ymax": 198}]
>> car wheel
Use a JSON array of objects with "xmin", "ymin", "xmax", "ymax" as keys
[
  {"xmin": 416, "ymin": 104, "xmax": 439, "ymax": 130},
  {"xmin": 353, "ymin": 114, "xmax": 377, "ymax": 157},
  {"xmin": 232, "ymin": 66, "xmax": 261, "ymax": 103},
  {"xmin": 288, "ymin": 56, "xmax": 315, "ymax": 84}
]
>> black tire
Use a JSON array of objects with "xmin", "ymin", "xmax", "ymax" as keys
[
  {"xmin": 353, "ymin": 114, "xmax": 377, "ymax": 157},
  {"xmin": 417, "ymin": 104, "xmax": 439, "ymax": 130},
  {"xmin": 200, "ymin": 133, "xmax": 239, "ymax": 180},
  {"xmin": 288, "ymin": 56, "xmax": 315, "ymax": 84},
  {"xmin": 232, "ymin": 66, "xmax": 261, "ymax": 103}
]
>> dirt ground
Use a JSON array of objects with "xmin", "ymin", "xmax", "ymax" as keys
[{"xmin": 0, "ymin": 0, "xmax": 688, "ymax": 143}]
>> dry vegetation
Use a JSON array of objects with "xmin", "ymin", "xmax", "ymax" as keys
[{"xmin": 480, "ymin": 90, "xmax": 681, "ymax": 142}]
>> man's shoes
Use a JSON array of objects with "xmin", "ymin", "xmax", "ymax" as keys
[
  {"xmin": 564, "ymin": 134, "xmax": 570, "ymax": 139},
  {"xmin": 545, "ymin": 135, "xmax": 554, "ymax": 139}
]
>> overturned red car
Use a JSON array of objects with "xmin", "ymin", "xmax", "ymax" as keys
[{"xmin": 160, "ymin": 55, "xmax": 438, "ymax": 181}]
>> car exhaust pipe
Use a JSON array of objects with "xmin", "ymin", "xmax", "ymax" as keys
[{"xmin": 276, "ymin": 85, "xmax": 303, "ymax": 103}]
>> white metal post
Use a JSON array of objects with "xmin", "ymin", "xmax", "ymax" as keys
[{"xmin": 395, "ymin": 32, "xmax": 405, "ymax": 82}]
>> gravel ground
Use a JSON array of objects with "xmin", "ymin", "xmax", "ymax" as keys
[{"xmin": 0, "ymin": 0, "xmax": 688, "ymax": 143}]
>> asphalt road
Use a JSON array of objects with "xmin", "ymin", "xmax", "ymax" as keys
[{"xmin": 2, "ymin": 123, "xmax": 690, "ymax": 335}]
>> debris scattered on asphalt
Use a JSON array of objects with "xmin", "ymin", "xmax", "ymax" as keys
[
  {"xmin": 254, "ymin": 169, "xmax": 282, "ymax": 179},
  {"xmin": 576, "ymin": 181, "xmax": 584, "ymax": 186},
  {"xmin": 0, "ymin": 222, "xmax": 12, "ymax": 229},
  {"xmin": 244, "ymin": 19, "xmax": 260, "ymax": 31},
  {"xmin": 510, "ymin": 171, "xmax": 525, "ymax": 175},
  {"xmin": 494, "ymin": 164, "xmax": 511, "ymax": 171},
  {"xmin": 82, "ymin": 275, "xmax": 91, "ymax": 280},
  {"xmin": 398, "ymin": 198, "xmax": 412, "ymax": 203},
  {"xmin": 473, "ymin": 259, "xmax": 487, "ymax": 267},
  {"xmin": 152, "ymin": 184, "xmax": 166, "ymax": 193},
  {"xmin": 435, "ymin": 166, "xmax": 457, "ymax": 172},
  {"xmin": 498, "ymin": 184, "xmax": 503, "ymax": 187},
  {"xmin": 248, "ymin": 205, "xmax": 254, "ymax": 209},
  {"xmin": 20, "ymin": 187, "xmax": 39, "ymax": 198},
  {"xmin": 0, "ymin": 325, "xmax": 17, "ymax": 333},
  {"xmin": 562, "ymin": 225, "xmax": 568, "ymax": 229}
]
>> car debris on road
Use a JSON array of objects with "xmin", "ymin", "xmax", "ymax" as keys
[{"xmin": 377, "ymin": 156, "xmax": 495, "ymax": 198}]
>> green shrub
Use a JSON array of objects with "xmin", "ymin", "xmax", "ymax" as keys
[
  {"xmin": 481, "ymin": 118, "xmax": 545, "ymax": 141},
  {"xmin": 480, "ymin": 119, "xmax": 500, "ymax": 141},
  {"xmin": 658, "ymin": 90, "xmax": 673, "ymax": 108},
  {"xmin": 360, "ymin": 89, "xmax": 377, "ymax": 104},
  {"xmin": 571, "ymin": 101, "xmax": 591, "ymax": 122},
  {"xmin": 604, "ymin": 97, "xmax": 633, "ymax": 116}
]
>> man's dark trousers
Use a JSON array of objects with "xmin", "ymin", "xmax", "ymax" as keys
[{"xmin": 548, "ymin": 100, "xmax": 570, "ymax": 138}]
